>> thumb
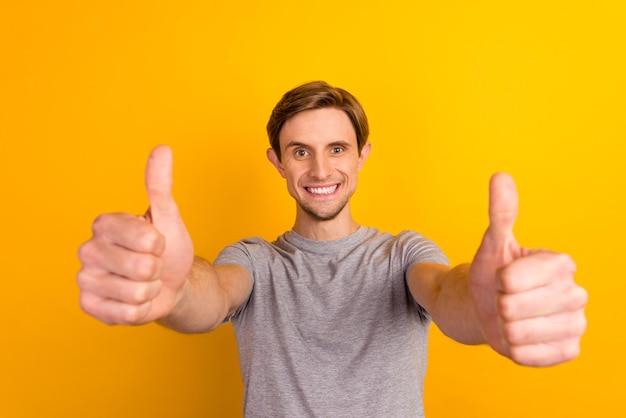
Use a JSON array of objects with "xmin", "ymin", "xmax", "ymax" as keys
[
  {"xmin": 486, "ymin": 172, "xmax": 518, "ymax": 243},
  {"xmin": 145, "ymin": 145, "xmax": 177, "ymax": 221}
]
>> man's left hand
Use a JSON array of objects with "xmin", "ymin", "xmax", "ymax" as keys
[{"xmin": 469, "ymin": 173, "xmax": 588, "ymax": 366}]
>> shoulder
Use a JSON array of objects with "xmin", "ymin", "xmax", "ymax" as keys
[
  {"xmin": 214, "ymin": 236, "xmax": 278, "ymax": 263},
  {"xmin": 380, "ymin": 229, "xmax": 449, "ymax": 267},
  {"xmin": 362, "ymin": 228, "xmax": 435, "ymax": 248}
]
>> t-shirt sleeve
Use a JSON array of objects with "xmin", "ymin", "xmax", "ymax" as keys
[
  {"xmin": 397, "ymin": 231, "xmax": 449, "ymax": 321},
  {"xmin": 214, "ymin": 241, "xmax": 255, "ymax": 275},
  {"xmin": 213, "ymin": 239, "xmax": 259, "ymax": 322},
  {"xmin": 400, "ymin": 230, "xmax": 449, "ymax": 271}
]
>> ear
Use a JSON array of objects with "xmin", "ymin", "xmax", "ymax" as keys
[
  {"xmin": 266, "ymin": 148, "xmax": 286, "ymax": 178},
  {"xmin": 357, "ymin": 141, "xmax": 372, "ymax": 172}
]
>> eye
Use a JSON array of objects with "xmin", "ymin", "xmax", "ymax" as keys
[
  {"xmin": 330, "ymin": 147, "xmax": 344, "ymax": 154},
  {"xmin": 295, "ymin": 149, "xmax": 309, "ymax": 157}
]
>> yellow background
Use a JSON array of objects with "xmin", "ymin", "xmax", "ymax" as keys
[{"xmin": 2, "ymin": 1, "xmax": 624, "ymax": 416}]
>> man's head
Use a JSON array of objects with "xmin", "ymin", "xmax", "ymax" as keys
[
  {"xmin": 266, "ymin": 81, "xmax": 369, "ymax": 161},
  {"xmin": 265, "ymin": 82, "xmax": 372, "ymax": 229}
]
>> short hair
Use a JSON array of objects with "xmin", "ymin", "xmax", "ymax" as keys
[{"xmin": 266, "ymin": 81, "xmax": 369, "ymax": 161}]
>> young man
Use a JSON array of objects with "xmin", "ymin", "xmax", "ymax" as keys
[{"xmin": 77, "ymin": 81, "xmax": 588, "ymax": 417}]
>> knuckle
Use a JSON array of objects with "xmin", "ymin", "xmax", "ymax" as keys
[
  {"xmin": 121, "ymin": 304, "xmax": 149, "ymax": 325},
  {"xmin": 78, "ymin": 294, "xmax": 91, "ymax": 314},
  {"xmin": 556, "ymin": 253, "xmax": 577, "ymax": 274},
  {"xmin": 129, "ymin": 282, "xmax": 157, "ymax": 304},
  {"xmin": 502, "ymin": 322, "xmax": 524, "ymax": 345},
  {"xmin": 78, "ymin": 293, "xmax": 100, "ymax": 318},
  {"xmin": 497, "ymin": 268, "xmax": 514, "ymax": 292},
  {"xmin": 574, "ymin": 315, "xmax": 588, "ymax": 336},
  {"xmin": 577, "ymin": 286, "xmax": 589, "ymax": 306},
  {"xmin": 561, "ymin": 314, "xmax": 586, "ymax": 339},
  {"xmin": 139, "ymin": 228, "xmax": 164, "ymax": 254},
  {"xmin": 560, "ymin": 341, "xmax": 581, "ymax": 362},
  {"xmin": 507, "ymin": 346, "xmax": 527, "ymax": 365},
  {"xmin": 76, "ymin": 271, "xmax": 91, "ymax": 290},
  {"xmin": 141, "ymin": 229, "xmax": 158, "ymax": 249},
  {"xmin": 568, "ymin": 287, "xmax": 589, "ymax": 310},
  {"xmin": 134, "ymin": 255, "xmax": 158, "ymax": 280},
  {"xmin": 77, "ymin": 241, "xmax": 96, "ymax": 263},
  {"xmin": 497, "ymin": 295, "xmax": 515, "ymax": 321},
  {"xmin": 91, "ymin": 213, "xmax": 112, "ymax": 233},
  {"xmin": 130, "ymin": 287, "xmax": 147, "ymax": 304},
  {"xmin": 120, "ymin": 307, "xmax": 140, "ymax": 324}
]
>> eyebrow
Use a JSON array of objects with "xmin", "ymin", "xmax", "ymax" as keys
[{"xmin": 284, "ymin": 140, "xmax": 353, "ymax": 149}]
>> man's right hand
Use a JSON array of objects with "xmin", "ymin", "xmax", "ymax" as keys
[{"xmin": 77, "ymin": 145, "xmax": 194, "ymax": 325}]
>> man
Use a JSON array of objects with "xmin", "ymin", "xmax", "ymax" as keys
[{"xmin": 77, "ymin": 81, "xmax": 588, "ymax": 417}]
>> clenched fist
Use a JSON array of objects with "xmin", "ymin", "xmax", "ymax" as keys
[
  {"xmin": 77, "ymin": 146, "xmax": 194, "ymax": 325},
  {"xmin": 469, "ymin": 173, "xmax": 588, "ymax": 366}
]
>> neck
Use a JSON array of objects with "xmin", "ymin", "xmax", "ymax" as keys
[{"xmin": 292, "ymin": 206, "xmax": 359, "ymax": 241}]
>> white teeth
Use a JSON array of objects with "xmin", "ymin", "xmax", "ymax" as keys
[{"xmin": 307, "ymin": 185, "xmax": 338, "ymax": 195}]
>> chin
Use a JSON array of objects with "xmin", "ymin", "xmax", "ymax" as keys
[{"xmin": 299, "ymin": 202, "xmax": 349, "ymax": 222}]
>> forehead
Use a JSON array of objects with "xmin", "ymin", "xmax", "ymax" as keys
[{"xmin": 279, "ymin": 107, "xmax": 357, "ymax": 149}]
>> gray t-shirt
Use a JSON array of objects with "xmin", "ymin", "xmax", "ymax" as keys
[{"xmin": 214, "ymin": 226, "xmax": 448, "ymax": 417}]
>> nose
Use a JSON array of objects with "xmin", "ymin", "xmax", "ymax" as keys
[{"xmin": 310, "ymin": 155, "xmax": 332, "ymax": 179}]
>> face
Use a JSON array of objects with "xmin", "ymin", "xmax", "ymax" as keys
[{"xmin": 267, "ymin": 107, "xmax": 371, "ymax": 223}]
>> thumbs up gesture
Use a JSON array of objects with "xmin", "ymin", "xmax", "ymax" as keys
[
  {"xmin": 469, "ymin": 173, "xmax": 588, "ymax": 366},
  {"xmin": 77, "ymin": 146, "xmax": 194, "ymax": 325}
]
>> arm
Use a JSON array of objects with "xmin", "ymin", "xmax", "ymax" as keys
[
  {"xmin": 158, "ymin": 257, "xmax": 252, "ymax": 333},
  {"xmin": 408, "ymin": 262, "xmax": 485, "ymax": 345}
]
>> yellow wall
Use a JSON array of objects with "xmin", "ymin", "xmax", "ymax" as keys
[{"xmin": 2, "ymin": 1, "xmax": 624, "ymax": 416}]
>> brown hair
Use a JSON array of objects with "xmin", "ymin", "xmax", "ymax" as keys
[{"xmin": 266, "ymin": 81, "xmax": 369, "ymax": 161}]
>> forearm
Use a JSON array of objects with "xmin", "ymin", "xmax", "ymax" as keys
[
  {"xmin": 410, "ymin": 262, "xmax": 486, "ymax": 345},
  {"xmin": 431, "ymin": 263, "xmax": 486, "ymax": 345},
  {"xmin": 157, "ymin": 256, "xmax": 230, "ymax": 334}
]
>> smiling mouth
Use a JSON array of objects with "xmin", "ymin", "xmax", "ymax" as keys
[{"xmin": 305, "ymin": 184, "xmax": 339, "ymax": 195}]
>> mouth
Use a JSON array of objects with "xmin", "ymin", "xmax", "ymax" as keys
[{"xmin": 305, "ymin": 184, "xmax": 339, "ymax": 195}]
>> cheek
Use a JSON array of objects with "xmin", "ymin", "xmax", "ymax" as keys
[
  {"xmin": 341, "ymin": 162, "xmax": 360, "ymax": 177},
  {"xmin": 283, "ymin": 165, "xmax": 305, "ymax": 183},
  {"xmin": 283, "ymin": 171, "xmax": 301, "ymax": 190}
]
